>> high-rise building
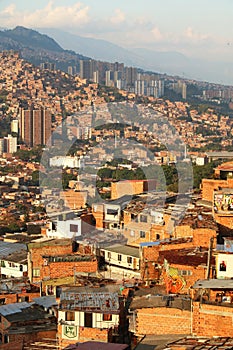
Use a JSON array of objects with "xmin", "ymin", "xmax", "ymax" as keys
[
  {"xmin": 0, "ymin": 135, "xmax": 17, "ymax": 155},
  {"xmin": 93, "ymin": 71, "xmax": 99, "ymax": 84},
  {"xmin": 20, "ymin": 108, "xmax": 52, "ymax": 147},
  {"xmin": 80, "ymin": 60, "xmax": 95, "ymax": 80},
  {"xmin": 0, "ymin": 139, "xmax": 4, "ymax": 155},
  {"xmin": 105, "ymin": 70, "xmax": 114, "ymax": 87},
  {"xmin": 40, "ymin": 62, "xmax": 56, "ymax": 71},
  {"xmin": 11, "ymin": 119, "xmax": 19, "ymax": 134},
  {"xmin": 68, "ymin": 66, "xmax": 76, "ymax": 76},
  {"xmin": 125, "ymin": 67, "xmax": 138, "ymax": 87},
  {"xmin": 4, "ymin": 134, "xmax": 17, "ymax": 154}
]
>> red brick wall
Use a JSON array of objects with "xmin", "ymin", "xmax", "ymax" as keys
[
  {"xmin": 79, "ymin": 326, "xmax": 111, "ymax": 342},
  {"xmin": 40, "ymin": 259, "xmax": 98, "ymax": 280},
  {"xmin": 111, "ymin": 180, "xmax": 144, "ymax": 200},
  {"xmin": 214, "ymin": 214, "xmax": 233, "ymax": 229},
  {"xmin": 174, "ymin": 225, "xmax": 193, "ymax": 238},
  {"xmin": 58, "ymin": 325, "xmax": 112, "ymax": 349},
  {"xmin": 0, "ymin": 292, "xmax": 40, "ymax": 305},
  {"xmin": 192, "ymin": 302, "xmax": 233, "ymax": 337},
  {"xmin": 0, "ymin": 330, "xmax": 56, "ymax": 350},
  {"xmin": 192, "ymin": 228, "xmax": 217, "ymax": 248},
  {"xmin": 167, "ymin": 264, "xmax": 207, "ymax": 294},
  {"xmin": 28, "ymin": 239, "xmax": 73, "ymax": 282},
  {"xmin": 202, "ymin": 179, "xmax": 226, "ymax": 202},
  {"xmin": 141, "ymin": 245, "xmax": 160, "ymax": 280},
  {"xmin": 135, "ymin": 307, "xmax": 191, "ymax": 335}
]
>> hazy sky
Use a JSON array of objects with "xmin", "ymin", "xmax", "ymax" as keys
[{"xmin": 1, "ymin": 0, "xmax": 233, "ymax": 62}]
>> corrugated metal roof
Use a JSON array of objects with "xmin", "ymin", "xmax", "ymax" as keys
[
  {"xmin": 0, "ymin": 241, "xmax": 27, "ymax": 258},
  {"xmin": 0, "ymin": 302, "xmax": 33, "ymax": 316},
  {"xmin": 140, "ymin": 241, "xmax": 160, "ymax": 247},
  {"xmin": 101, "ymin": 245, "xmax": 139, "ymax": 258},
  {"xmin": 192, "ymin": 279, "xmax": 233, "ymax": 289},
  {"xmin": 33, "ymin": 296, "xmax": 57, "ymax": 308}
]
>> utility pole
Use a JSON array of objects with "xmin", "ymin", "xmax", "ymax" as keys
[{"xmin": 206, "ymin": 237, "xmax": 214, "ymax": 279}]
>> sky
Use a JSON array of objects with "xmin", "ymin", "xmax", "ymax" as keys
[{"xmin": 0, "ymin": 1, "xmax": 233, "ymax": 64}]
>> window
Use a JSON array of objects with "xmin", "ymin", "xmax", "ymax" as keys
[
  {"xmin": 130, "ymin": 230, "xmax": 135, "ymax": 237},
  {"xmin": 219, "ymin": 261, "xmax": 227, "ymax": 271},
  {"xmin": 70, "ymin": 224, "xmax": 78, "ymax": 232},
  {"xmin": 118, "ymin": 254, "xmax": 122, "ymax": 261},
  {"xmin": 107, "ymin": 209, "xmax": 118, "ymax": 216},
  {"xmin": 140, "ymin": 231, "xmax": 146, "ymax": 238},
  {"xmin": 84, "ymin": 313, "xmax": 92, "ymax": 328},
  {"xmin": 156, "ymin": 234, "xmax": 160, "ymax": 240},
  {"xmin": 18, "ymin": 296, "xmax": 29, "ymax": 302},
  {"xmin": 4, "ymin": 335, "xmax": 9, "ymax": 344},
  {"xmin": 127, "ymin": 257, "xmax": 132, "ymax": 264},
  {"xmin": 140, "ymin": 215, "xmax": 147, "ymax": 223},
  {"xmin": 33, "ymin": 268, "xmax": 40, "ymax": 277},
  {"xmin": 103, "ymin": 313, "xmax": 112, "ymax": 321},
  {"xmin": 65, "ymin": 311, "xmax": 75, "ymax": 321},
  {"xmin": 19, "ymin": 265, "xmax": 23, "ymax": 272},
  {"xmin": 178, "ymin": 270, "xmax": 192, "ymax": 276},
  {"xmin": 0, "ymin": 261, "xmax": 5, "ymax": 267},
  {"xmin": 131, "ymin": 214, "xmax": 138, "ymax": 222},
  {"xmin": 107, "ymin": 252, "xmax": 111, "ymax": 260},
  {"xmin": 0, "ymin": 299, "xmax": 5, "ymax": 306}
]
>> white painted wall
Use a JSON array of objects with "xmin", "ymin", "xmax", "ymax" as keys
[
  {"xmin": 1, "ymin": 260, "xmax": 27, "ymax": 278},
  {"xmin": 216, "ymin": 253, "xmax": 233, "ymax": 278}
]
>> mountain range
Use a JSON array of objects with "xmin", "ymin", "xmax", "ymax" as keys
[
  {"xmin": 38, "ymin": 27, "xmax": 233, "ymax": 86},
  {"xmin": 0, "ymin": 26, "xmax": 232, "ymax": 86},
  {"xmin": 0, "ymin": 26, "xmax": 89, "ymax": 72}
]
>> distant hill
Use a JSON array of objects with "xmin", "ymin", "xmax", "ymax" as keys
[
  {"xmin": 0, "ymin": 26, "xmax": 89, "ymax": 71},
  {"xmin": 2, "ymin": 26, "xmax": 63, "ymax": 52},
  {"xmin": 38, "ymin": 27, "xmax": 143, "ymax": 67},
  {"xmin": 0, "ymin": 26, "xmax": 233, "ymax": 85},
  {"xmin": 38, "ymin": 28, "xmax": 233, "ymax": 85}
]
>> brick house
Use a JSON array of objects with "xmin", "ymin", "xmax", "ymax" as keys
[
  {"xmin": 92, "ymin": 203, "xmax": 122, "ymax": 230},
  {"xmin": 140, "ymin": 231, "xmax": 216, "ymax": 287},
  {"xmin": 58, "ymin": 285, "xmax": 129, "ymax": 349},
  {"xmin": 158, "ymin": 248, "xmax": 215, "ymax": 294},
  {"xmin": 129, "ymin": 294, "xmax": 191, "ymax": 336},
  {"xmin": 0, "ymin": 302, "xmax": 57, "ymax": 350},
  {"xmin": 111, "ymin": 179, "xmax": 156, "ymax": 200},
  {"xmin": 27, "ymin": 238, "xmax": 98, "ymax": 293},
  {"xmin": 191, "ymin": 279, "xmax": 233, "ymax": 337},
  {"xmin": 92, "ymin": 196, "xmax": 131, "ymax": 230}
]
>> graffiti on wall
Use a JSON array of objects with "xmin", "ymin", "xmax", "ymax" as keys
[
  {"xmin": 163, "ymin": 259, "xmax": 186, "ymax": 294},
  {"xmin": 214, "ymin": 193, "xmax": 233, "ymax": 212}
]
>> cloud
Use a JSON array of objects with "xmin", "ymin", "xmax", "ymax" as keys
[
  {"xmin": 2, "ymin": 4, "xmax": 16, "ymax": 16},
  {"xmin": 184, "ymin": 26, "xmax": 209, "ymax": 42},
  {"xmin": 151, "ymin": 26, "xmax": 163, "ymax": 41},
  {"xmin": 0, "ymin": 1, "xmax": 90, "ymax": 29},
  {"xmin": 110, "ymin": 9, "xmax": 125, "ymax": 25}
]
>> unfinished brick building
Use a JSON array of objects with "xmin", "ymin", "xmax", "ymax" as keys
[
  {"xmin": 0, "ymin": 302, "xmax": 57, "ymax": 350},
  {"xmin": 129, "ymin": 294, "xmax": 191, "ymax": 336},
  {"xmin": 27, "ymin": 238, "xmax": 98, "ymax": 293},
  {"xmin": 191, "ymin": 279, "xmax": 233, "ymax": 337}
]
